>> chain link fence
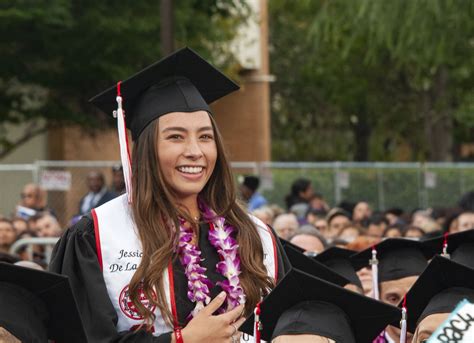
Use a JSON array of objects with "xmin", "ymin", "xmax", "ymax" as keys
[{"xmin": 1, "ymin": 161, "xmax": 474, "ymax": 227}]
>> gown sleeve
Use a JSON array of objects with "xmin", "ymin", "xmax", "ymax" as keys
[{"xmin": 49, "ymin": 216, "xmax": 172, "ymax": 343}]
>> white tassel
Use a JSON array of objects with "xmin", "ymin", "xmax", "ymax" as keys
[
  {"xmin": 400, "ymin": 306, "xmax": 407, "ymax": 343},
  {"xmin": 370, "ymin": 247, "xmax": 379, "ymax": 300},
  {"xmin": 114, "ymin": 95, "xmax": 133, "ymax": 203}
]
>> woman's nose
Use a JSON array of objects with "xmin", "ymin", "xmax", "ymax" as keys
[{"xmin": 183, "ymin": 138, "xmax": 203, "ymax": 159}]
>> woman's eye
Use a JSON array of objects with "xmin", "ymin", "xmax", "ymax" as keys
[
  {"xmin": 200, "ymin": 134, "xmax": 214, "ymax": 140},
  {"xmin": 168, "ymin": 134, "xmax": 183, "ymax": 140}
]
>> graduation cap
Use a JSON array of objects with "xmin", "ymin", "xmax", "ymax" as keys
[
  {"xmin": 239, "ymin": 268, "xmax": 402, "ymax": 342},
  {"xmin": 314, "ymin": 247, "xmax": 363, "ymax": 290},
  {"xmin": 279, "ymin": 237, "xmax": 305, "ymax": 254},
  {"xmin": 0, "ymin": 262, "xmax": 87, "ymax": 343},
  {"xmin": 284, "ymin": 245, "xmax": 351, "ymax": 287},
  {"xmin": 402, "ymin": 256, "xmax": 474, "ymax": 333},
  {"xmin": 89, "ymin": 47, "xmax": 240, "ymax": 202},
  {"xmin": 351, "ymin": 238, "xmax": 436, "ymax": 300},
  {"xmin": 423, "ymin": 228, "xmax": 474, "ymax": 269},
  {"xmin": 90, "ymin": 47, "xmax": 239, "ymax": 141}
]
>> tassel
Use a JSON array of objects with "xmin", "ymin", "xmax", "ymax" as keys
[
  {"xmin": 441, "ymin": 232, "xmax": 450, "ymax": 258},
  {"xmin": 400, "ymin": 296, "xmax": 407, "ymax": 343},
  {"xmin": 113, "ymin": 81, "xmax": 133, "ymax": 204},
  {"xmin": 370, "ymin": 246, "xmax": 379, "ymax": 300},
  {"xmin": 254, "ymin": 302, "xmax": 262, "ymax": 343}
]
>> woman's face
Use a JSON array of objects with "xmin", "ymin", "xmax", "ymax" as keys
[{"xmin": 157, "ymin": 111, "xmax": 217, "ymax": 203}]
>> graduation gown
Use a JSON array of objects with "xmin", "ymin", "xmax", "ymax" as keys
[{"xmin": 50, "ymin": 211, "xmax": 289, "ymax": 343}]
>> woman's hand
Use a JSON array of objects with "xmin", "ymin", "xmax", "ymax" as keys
[
  {"xmin": 0, "ymin": 327, "xmax": 21, "ymax": 343},
  {"xmin": 180, "ymin": 292, "xmax": 246, "ymax": 343}
]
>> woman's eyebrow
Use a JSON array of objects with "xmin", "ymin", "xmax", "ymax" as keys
[{"xmin": 161, "ymin": 126, "xmax": 213, "ymax": 133}]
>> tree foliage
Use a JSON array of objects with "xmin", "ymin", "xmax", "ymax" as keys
[
  {"xmin": 0, "ymin": 0, "xmax": 249, "ymax": 158},
  {"xmin": 270, "ymin": 0, "xmax": 474, "ymax": 161}
]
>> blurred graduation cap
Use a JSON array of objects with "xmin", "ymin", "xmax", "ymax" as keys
[
  {"xmin": 239, "ymin": 268, "xmax": 401, "ymax": 342},
  {"xmin": 279, "ymin": 238, "xmax": 305, "ymax": 253},
  {"xmin": 284, "ymin": 245, "xmax": 351, "ymax": 287},
  {"xmin": 89, "ymin": 47, "xmax": 239, "ymax": 141},
  {"xmin": 0, "ymin": 262, "xmax": 87, "ymax": 343},
  {"xmin": 401, "ymin": 256, "xmax": 474, "ymax": 333},
  {"xmin": 351, "ymin": 238, "xmax": 437, "ymax": 300},
  {"xmin": 423, "ymin": 228, "xmax": 474, "ymax": 269},
  {"xmin": 314, "ymin": 247, "xmax": 363, "ymax": 290}
]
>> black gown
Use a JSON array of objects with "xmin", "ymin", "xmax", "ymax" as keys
[{"xmin": 49, "ymin": 216, "xmax": 290, "ymax": 343}]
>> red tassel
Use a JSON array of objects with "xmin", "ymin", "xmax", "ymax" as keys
[
  {"xmin": 442, "ymin": 232, "xmax": 450, "ymax": 258},
  {"xmin": 254, "ymin": 302, "xmax": 262, "ymax": 343}
]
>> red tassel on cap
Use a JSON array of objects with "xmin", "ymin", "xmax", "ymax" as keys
[
  {"xmin": 254, "ymin": 302, "xmax": 262, "ymax": 343},
  {"xmin": 400, "ymin": 295, "xmax": 407, "ymax": 343},
  {"xmin": 442, "ymin": 232, "xmax": 450, "ymax": 258},
  {"xmin": 114, "ymin": 81, "xmax": 133, "ymax": 203}
]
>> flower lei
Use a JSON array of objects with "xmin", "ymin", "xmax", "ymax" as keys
[{"xmin": 177, "ymin": 202, "xmax": 245, "ymax": 319}]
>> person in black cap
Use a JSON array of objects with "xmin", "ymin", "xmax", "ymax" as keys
[
  {"xmin": 0, "ymin": 262, "xmax": 86, "ymax": 342},
  {"xmin": 423, "ymin": 228, "xmax": 474, "ymax": 269},
  {"xmin": 283, "ymin": 244, "xmax": 352, "ymax": 288},
  {"xmin": 239, "ymin": 175, "xmax": 267, "ymax": 211},
  {"xmin": 402, "ymin": 256, "xmax": 474, "ymax": 342},
  {"xmin": 351, "ymin": 238, "xmax": 437, "ymax": 342},
  {"xmin": 50, "ymin": 47, "xmax": 290, "ymax": 343},
  {"xmin": 239, "ymin": 268, "xmax": 402, "ymax": 343},
  {"xmin": 314, "ymin": 247, "xmax": 364, "ymax": 294}
]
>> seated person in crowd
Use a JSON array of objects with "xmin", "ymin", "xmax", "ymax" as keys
[
  {"xmin": 36, "ymin": 214, "xmax": 62, "ymax": 238},
  {"xmin": 403, "ymin": 225, "xmax": 425, "ymax": 239},
  {"xmin": 240, "ymin": 268, "xmax": 401, "ymax": 343},
  {"xmin": 352, "ymin": 201, "xmax": 372, "ymax": 226},
  {"xmin": 273, "ymin": 213, "xmax": 299, "ymax": 240},
  {"xmin": 251, "ymin": 206, "xmax": 274, "ymax": 226},
  {"xmin": 0, "ymin": 219, "xmax": 17, "ymax": 254},
  {"xmin": 325, "ymin": 208, "xmax": 351, "ymax": 241},
  {"xmin": 289, "ymin": 224, "xmax": 327, "ymax": 255},
  {"xmin": 366, "ymin": 214, "xmax": 389, "ymax": 237}
]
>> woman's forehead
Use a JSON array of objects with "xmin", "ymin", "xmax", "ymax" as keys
[{"xmin": 158, "ymin": 110, "xmax": 212, "ymax": 129}]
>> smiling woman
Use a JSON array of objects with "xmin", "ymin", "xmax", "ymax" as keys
[{"xmin": 49, "ymin": 47, "xmax": 289, "ymax": 343}]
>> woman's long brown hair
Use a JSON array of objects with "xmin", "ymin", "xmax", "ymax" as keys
[{"xmin": 129, "ymin": 114, "xmax": 274, "ymax": 328}]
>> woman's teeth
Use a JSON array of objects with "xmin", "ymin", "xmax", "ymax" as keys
[{"xmin": 178, "ymin": 166, "xmax": 203, "ymax": 174}]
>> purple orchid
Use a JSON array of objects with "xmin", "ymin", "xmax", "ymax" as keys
[{"xmin": 177, "ymin": 202, "xmax": 245, "ymax": 320}]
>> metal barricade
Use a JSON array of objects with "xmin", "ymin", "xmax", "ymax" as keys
[{"xmin": 10, "ymin": 237, "xmax": 60, "ymax": 265}]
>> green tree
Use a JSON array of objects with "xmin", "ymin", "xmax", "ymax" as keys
[
  {"xmin": 0, "ymin": 0, "xmax": 249, "ymax": 158},
  {"xmin": 270, "ymin": 0, "xmax": 474, "ymax": 161}
]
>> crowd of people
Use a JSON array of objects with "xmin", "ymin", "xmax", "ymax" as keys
[
  {"xmin": 1, "ymin": 47, "xmax": 474, "ymax": 343},
  {"xmin": 0, "ymin": 167, "xmax": 126, "ymax": 267}
]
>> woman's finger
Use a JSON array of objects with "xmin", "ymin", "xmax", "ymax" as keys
[
  {"xmin": 200, "ymin": 291, "xmax": 227, "ymax": 316},
  {"xmin": 219, "ymin": 304, "xmax": 245, "ymax": 323}
]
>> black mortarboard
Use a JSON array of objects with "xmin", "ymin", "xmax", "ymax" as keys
[
  {"xmin": 89, "ymin": 47, "xmax": 240, "ymax": 141},
  {"xmin": 314, "ymin": 247, "xmax": 363, "ymax": 289},
  {"xmin": 239, "ymin": 269, "xmax": 401, "ymax": 342},
  {"xmin": 351, "ymin": 238, "xmax": 436, "ymax": 283},
  {"xmin": 402, "ymin": 256, "xmax": 474, "ymax": 333},
  {"xmin": 284, "ymin": 245, "xmax": 351, "ymax": 287},
  {"xmin": 423, "ymin": 228, "xmax": 474, "ymax": 269},
  {"xmin": 279, "ymin": 237, "xmax": 305, "ymax": 254},
  {"xmin": 0, "ymin": 263, "xmax": 86, "ymax": 342}
]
